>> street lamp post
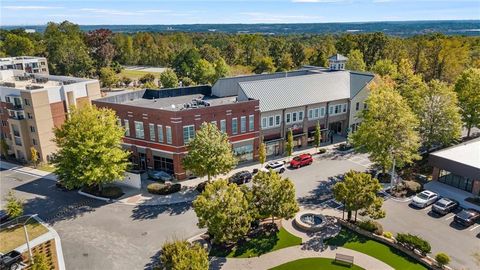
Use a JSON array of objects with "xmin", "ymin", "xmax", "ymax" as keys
[{"xmin": 22, "ymin": 214, "xmax": 38, "ymax": 265}]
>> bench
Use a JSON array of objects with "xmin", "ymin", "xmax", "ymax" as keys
[{"xmin": 334, "ymin": 253, "xmax": 354, "ymax": 266}]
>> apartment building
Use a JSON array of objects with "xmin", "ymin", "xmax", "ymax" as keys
[
  {"xmin": 93, "ymin": 86, "xmax": 260, "ymax": 180},
  {"xmin": 0, "ymin": 56, "xmax": 49, "ymax": 74},
  {"xmin": 0, "ymin": 69, "xmax": 101, "ymax": 162},
  {"xmin": 212, "ymin": 55, "xmax": 375, "ymax": 156}
]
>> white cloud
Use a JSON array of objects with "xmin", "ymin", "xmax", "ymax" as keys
[
  {"xmin": 79, "ymin": 8, "xmax": 142, "ymax": 16},
  {"xmin": 3, "ymin": 5, "xmax": 63, "ymax": 10},
  {"xmin": 292, "ymin": 0, "xmax": 344, "ymax": 3},
  {"xmin": 139, "ymin": 9, "xmax": 172, "ymax": 13},
  {"xmin": 240, "ymin": 12, "xmax": 323, "ymax": 23}
]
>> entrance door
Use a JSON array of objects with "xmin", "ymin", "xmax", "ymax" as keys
[
  {"xmin": 139, "ymin": 153, "xmax": 147, "ymax": 170},
  {"xmin": 329, "ymin": 122, "xmax": 342, "ymax": 134}
]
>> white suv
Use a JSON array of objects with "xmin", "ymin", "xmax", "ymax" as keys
[
  {"xmin": 260, "ymin": 161, "xmax": 286, "ymax": 174},
  {"xmin": 410, "ymin": 190, "xmax": 439, "ymax": 208}
]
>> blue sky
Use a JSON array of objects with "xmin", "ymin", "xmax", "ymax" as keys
[{"xmin": 1, "ymin": 0, "xmax": 479, "ymax": 26}]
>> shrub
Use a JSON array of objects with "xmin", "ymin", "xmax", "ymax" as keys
[
  {"xmin": 32, "ymin": 253, "xmax": 50, "ymax": 270},
  {"xmin": 358, "ymin": 220, "xmax": 383, "ymax": 235},
  {"xmin": 161, "ymin": 240, "xmax": 209, "ymax": 270},
  {"xmin": 82, "ymin": 185, "xmax": 124, "ymax": 199},
  {"xmin": 383, "ymin": 231, "xmax": 393, "ymax": 239},
  {"xmin": 435, "ymin": 253, "xmax": 450, "ymax": 266},
  {"xmin": 403, "ymin": 180, "xmax": 422, "ymax": 194},
  {"xmin": 147, "ymin": 183, "xmax": 181, "ymax": 195},
  {"xmin": 6, "ymin": 191, "xmax": 24, "ymax": 218},
  {"xmin": 337, "ymin": 143, "xmax": 353, "ymax": 151},
  {"xmin": 396, "ymin": 233, "xmax": 431, "ymax": 255},
  {"xmin": 318, "ymin": 148, "xmax": 327, "ymax": 154}
]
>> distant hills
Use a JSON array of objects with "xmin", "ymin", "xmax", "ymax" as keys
[{"xmin": 2, "ymin": 20, "xmax": 479, "ymax": 37}]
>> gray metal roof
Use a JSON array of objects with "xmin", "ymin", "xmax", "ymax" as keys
[
  {"xmin": 238, "ymin": 71, "xmax": 373, "ymax": 112},
  {"xmin": 329, "ymin": 54, "xmax": 348, "ymax": 61},
  {"xmin": 429, "ymin": 138, "xmax": 480, "ymax": 179}
]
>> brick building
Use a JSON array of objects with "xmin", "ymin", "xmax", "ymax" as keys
[
  {"xmin": 0, "ymin": 69, "xmax": 101, "ymax": 162},
  {"xmin": 93, "ymin": 86, "xmax": 260, "ymax": 180}
]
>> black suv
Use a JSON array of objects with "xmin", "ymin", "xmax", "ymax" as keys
[
  {"xmin": 431, "ymin": 198, "xmax": 458, "ymax": 215},
  {"xmin": 0, "ymin": 250, "xmax": 22, "ymax": 270},
  {"xmin": 228, "ymin": 171, "xmax": 252, "ymax": 185},
  {"xmin": 454, "ymin": 209, "xmax": 480, "ymax": 227}
]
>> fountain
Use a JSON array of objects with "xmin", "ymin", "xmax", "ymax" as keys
[{"xmin": 294, "ymin": 212, "xmax": 327, "ymax": 232}]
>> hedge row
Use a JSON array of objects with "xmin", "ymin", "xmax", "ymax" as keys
[
  {"xmin": 147, "ymin": 183, "xmax": 181, "ymax": 195},
  {"xmin": 396, "ymin": 233, "xmax": 431, "ymax": 255}
]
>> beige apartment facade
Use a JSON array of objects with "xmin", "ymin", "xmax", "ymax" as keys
[{"xmin": 0, "ymin": 70, "xmax": 100, "ymax": 162}]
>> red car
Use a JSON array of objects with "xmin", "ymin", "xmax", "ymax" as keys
[{"xmin": 290, "ymin": 154, "xmax": 313, "ymax": 168}]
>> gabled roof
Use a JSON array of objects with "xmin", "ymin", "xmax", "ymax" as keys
[
  {"xmin": 328, "ymin": 54, "xmax": 348, "ymax": 61},
  {"xmin": 238, "ymin": 71, "xmax": 374, "ymax": 112}
]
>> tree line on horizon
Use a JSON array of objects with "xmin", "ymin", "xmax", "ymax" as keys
[{"xmin": 0, "ymin": 20, "xmax": 479, "ymax": 86}]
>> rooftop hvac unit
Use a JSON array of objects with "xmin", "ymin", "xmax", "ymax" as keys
[{"xmin": 26, "ymin": 85, "xmax": 44, "ymax": 90}]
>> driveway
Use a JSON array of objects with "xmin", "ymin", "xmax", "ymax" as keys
[{"xmin": 0, "ymin": 168, "xmax": 202, "ymax": 270}]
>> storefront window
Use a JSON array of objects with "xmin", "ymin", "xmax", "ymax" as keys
[
  {"xmin": 233, "ymin": 144, "xmax": 253, "ymax": 162},
  {"xmin": 438, "ymin": 170, "xmax": 473, "ymax": 192}
]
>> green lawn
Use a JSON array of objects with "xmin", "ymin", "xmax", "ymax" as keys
[
  {"xmin": 269, "ymin": 258, "xmax": 365, "ymax": 270},
  {"xmin": 210, "ymin": 227, "xmax": 302, "ymax": 258},
  {"xmin": 119, "ymin": 69, "xmax": 161, "ymax": 80},
  {"xmin": 35, "ymin": 163, "xmax": 55, "ymax": 173},
  {"xmin": 326, "ymin": 229, "xmax": 427, "ymax": 270},
  {"xmin": 0, "ymin": 219, "xmax": 49, "ymax": 253}
]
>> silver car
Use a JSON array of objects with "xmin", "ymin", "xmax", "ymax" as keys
[
  {"xmin": 260, "ymin": 161, "xmax": 286, "ymax": 174},
  {"xmin": 411, "ymin": 190, "xmax": 439, "ymax": 208}
]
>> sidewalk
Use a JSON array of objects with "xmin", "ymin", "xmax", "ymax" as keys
[{"xmin": 0, "ymin": 161, "xmax": 57, "ymax": 181}]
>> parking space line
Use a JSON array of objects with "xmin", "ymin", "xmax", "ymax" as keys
[
  {"xmin": 469, "ymin": 224, "xmax": 480, "ymax": 231},
  {"xmin": 445, "ymin": 214, "xmax": 455, "ymax": 220}
]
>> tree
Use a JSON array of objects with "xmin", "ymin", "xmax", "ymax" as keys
[
  {"xmin": 193, "ymin": 179, "xmax": 252, "ymax": 244},
  {"xmin": 182, "ymin": 123, "xmax": 237, "ymax": 182},
  {"xmin": 30, "ymin": 147, "xmax": 39, "ymax": 168},
  {"xmin": 139, "ymin": 73, "xmax": 156, "ymax": 84},
  {"xmin": 314, "ymin": 121, "xmax": 321, "ymax": 150},
  {"xmin": 285, "ymin": 129, "xmax": 294, "ymax": 158},
  {"xmin": 418, "ymin": 80, "xmax": 462, "ymax": 149},
  {"xmin": 346, "ymin": 49, "xmax": 366, "ymax": 71},
  {"xmin": 253, "ymin": 57, "xmax": 275, "ymax": 74},
  {"xmin": 180, "ymin": 77, "xmax": 195, "ymax": 87},
  {"xmin": 277, "ymin": 53, "xmax": 294, "ymax": 72},
  {"xmin": 350, "ymin": 80, "xmax": 420, "ymax": 173},
  {"xmin": 258, "ymin": 142, "xmax": 266, "ymax": 166},
  {"xmin": 213, "ymin": 58, "xmax": 229, "ymax": 81},
  {"xmin": 144, "ymin": 81, "xmax": 158, "ymax": 89},
  {"xmin": 159, "ymin": 69, "xmax": 179, "ymax": 88},
  {"xmin": 0, "ymin": 138, "xmax": 9, "ymax": 158},
  {"xmin": 394, "ymin": 59, "xmax": 428, "ymax": 114},
  {"xmin": 32, "ymin": 253, "xmax": 50, "ymax": 270},
  {"xmin": 332, "ymin": 171, "xmax": 384, "ymax": 221},
  {"xmin": 2, "ymin": 33, "xmax": 34, "ymax": 56},
  {"xmin": 44, "ymin": 21, "xmax": 93, "ymax": 77},
  {"xmin": 160, "ymin": 240, "xmax": 209, "ymax": 270},
  {"xmin": 435, "ymin": 253, "xmax": 450, "ymax": 267},
  {"xmin": 52, "ymin": 105, "xmax": 130, "ymax": 190},
  {"xmin": 199, "ymin": 44, "xmax": 222, "ymax": 63},
  {"xmin": 454, "ymin": 68, "xmax": 480, "ymax": 137},
  {"xmin": 85, "ymin": 29, "xmax": 116, "ymax": 70},
  {"xmin": 192, "ymin": 59, "xmax": 215, "ymax": 84},
  {"xmin": 99, "ymin": 67, "xmax": 118, "ymax": 89},
  {"xmin": 371, "ymin": 59, "xmax": 397, "ymax": 77},
  {"xmin": 290, "ymin": 42, "xmax": 306, "ymax": 67},
  {"xmin": 251, "ymin": 170, "xmax": 299, "ymax": 224},
  {"xmin": 172, "ymin": 48, "xmax": 201, "ymax": 78},
  {"xmin": 6, "ymin": 191, "xmax": 23, "ymax": 218}
]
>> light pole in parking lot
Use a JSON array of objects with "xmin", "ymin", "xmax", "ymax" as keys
[{"xmin": 22, "ymin": 214, "xmax": 38, "ymax": 265}]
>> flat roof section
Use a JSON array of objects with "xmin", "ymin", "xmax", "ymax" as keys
[
  {"xmin": 429, "ymin": 138, "xmax": 480, "ymax": 179},
  {"xmin": 123, "ymin": 93, "xmax": 238, "ymax": 111}
]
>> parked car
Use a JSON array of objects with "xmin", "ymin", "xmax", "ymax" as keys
[
  {"xmin": 290, "ymin": 154, "xmax": 313, "ymax": 169},
  {"xmin": 260, "ymin": 161, "xmax": 286, "ymax": 174},
  {"xmin": 0, "ymin": 210, "xmax": 10, "ymax": 224},
  {"xmin": 147, "ymin": 170, "xmax": 173, "ymax": 182},
  {"xmin": 410, "ymin": 190, "xmax": 439, "ymax": 208},
  {"xmin": 0, "ymin": 250, "xmax": 22, "ymax": 270},
  {"xmin": 454, "ymin": 209, "xmax": 480, "ymax": 227},
  {"xmin": 228, "ymin": 171, "xmax": 252, "ymax": 185},
  {"xmin": 431, "ymin": 198, "xmax": 459, "ymax": 215}
]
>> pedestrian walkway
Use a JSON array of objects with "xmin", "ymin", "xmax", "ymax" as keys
[{"xmin": 0, "ymin": 161, "xmax": 57, "ymax": 181}]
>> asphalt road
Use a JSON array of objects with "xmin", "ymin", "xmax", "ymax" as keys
[{"xmin": 0, "ymin": 168, "xmax": 202, "ymax": 270}]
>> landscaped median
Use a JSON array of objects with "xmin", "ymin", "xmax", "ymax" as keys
[
  {"xmin": 269, "ymin": 258, "xmax": 365, "ymax": 270},
  {"xmin": 0, "ymin": 218, "xmax": 48, "ymax": 253}
]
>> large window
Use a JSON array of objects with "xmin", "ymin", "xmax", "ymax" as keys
[
  {"xmin": 275, "ymin": 115, "xmax": 281, "ymax": 126},
  {"xmin": 308, "ymin": 109, "xmax": 313, "ymax": 119},
  {"xmin": 134, "ymin": 121, "xmax": 144, "ymax": 139},
  {"xmin": 292, "ymin": 112, "xmax": 297, "ymax": 122},
  {"xmin": 329, "ymin": 104, "xmax": 347, "ymax": 116},
  {"xmin": 157, "ymin": 125, "xmax": 164, "ymax": 142},
  {"xmin": 124, "ymin": 119, "xmax": 130, "ymax": 136},
  {"xmin": 268, "ymin": 116, "xmax": 274, "ymax": 127},
  {"xmin": 320, "ymin": 107, "xmax": 325, "ymax": 117},
  {"xmin": 286, "ymin": 113, "xmax": 291, "ymax": 123},
  {"xmin": 241, "ymin": 116, "xmax": 246, "ymax": 133},
  {"xmin": 249, "ymin": 115, "xmax": 254, "ymax": 131},
  {"xmin": 166, "ymin": 126, "xmax": 172, "ymax": 144},
  {"xmin": 183, "ymin": 125, "xmax": 195, "ymax": 145},
  {"xmin": 233, "ymin": 144, "xmax": 254, "ymax": 162},
  {"xmin": 153, "ymin": 156, "xmax": 174, "ymax": 174},
  {"xmin": 298, "ymin": 111, "xmax": 304, "ymax": 121},
  {"xmin": 220, "ymin": 119, "xmax": 226, "ymax": 133},
  {"xmin": 232, "ymin": 118, "xmax": 238, "ymax": 134},
  {"xmin": 149, "ymin": 123, "xmax": 155, "ymax": 141},
  {"xmin": 438, "ymin": 170, "xmax": 474, "ymax": 192}
]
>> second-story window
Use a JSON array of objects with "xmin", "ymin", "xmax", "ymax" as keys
[
  {"xmin": 30, "ymin": 126, "xmax": 35, "ymax": 133},
  {"xmin": 356, "ymin": 102, "xmax": 360, "ymax": 111},
  {"xmin": 220, "ymin": 119, "xmax": 226, "ymax": 133},
  {"xmin": 183, "ymin": 125, "xmax": 195, "ymax": 145},
  {"xmin": 268, "ymin": 116, "xmax": 274, "ymax": 127},
  {"xmin": 166, "ymin": 126, "xmax": 172, "ymax": 144},
  {"xmin": 24, "ymin": 99, "xmax": 30, "ymax": 106},
  {"xmin": 249, "ymin": 115, "xmax": 254, "ymax": 131},
  {"xmin": 286, "ymin": 113, "xmax": 291, "ymax": 123},
  {"xmin": 262, "ymin": 117, "xmax": 267, "ymax": 129},
  {"xmin": 241, "ymin": 116, "xmax": 246, "ymax": 133},
  {"xmin": 157, "ymin": 125, "xmax": 164, "ymax": 142},
  {"xmin": 292, "ymin": 112, "xmax": 297, "ymax": 122},
  {"xmin": 124, "ymin": 119, "xmax": 130, "ymax": 136},
  {"xmin": 275, "ymin": 115, "xmax": 281, "ymax": 126},
  {"xmin": 299, "ymin": 111, "xmax": 304, "ymax": 121},
  {"xmin": 134, "ymin": 121, "xmax": 144, "ymax": 139},
  {"xmin": 232, "ymin": 118, "xmax": 238, "ymax": 135},
  {"xmin": 149, "ymin": 123, "xmax": 155, "ymax": 141}
]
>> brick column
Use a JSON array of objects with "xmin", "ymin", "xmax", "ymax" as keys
[
  {"xmin": 173, "ymin": 153, "xmax": 187, "ymax": 180},
  {"xmin": 472, "ymin": 180, "xmax": 480, "ymax": 196},
  {"xmin": 146, "ymin": 148, "xmax": 154, "ymax": 170},
  {"xmin": 432, "ymin": 167, "xmax": 440, "ymax": 181}
]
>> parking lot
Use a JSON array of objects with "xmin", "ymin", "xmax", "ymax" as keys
[{"xmin": 380, "ymin": 196, "xmax": 480, "ymax": 270}]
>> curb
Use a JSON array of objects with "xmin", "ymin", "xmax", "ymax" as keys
[
  {"xmin": 77, "ymin": 190, "xmax": 115, "ymax": 203},
  {"xmin": 33, "ymin": 216, "xmax": 66, "ymax": 270}
]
